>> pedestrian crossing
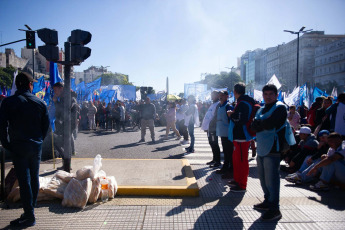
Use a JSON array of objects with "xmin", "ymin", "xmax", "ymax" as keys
[{"xmin": 181, "ymin": 127, "xmax": 255, "ymax": 165}]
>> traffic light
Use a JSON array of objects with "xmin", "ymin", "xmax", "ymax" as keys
[
  {"xmin": 70, "ymin": 29, "xmax": 92, "ymax": 63},
  {"xmin": 26, "ymin": 31, "xmax": 36, "ymax": 49},
  {"xmin": 37, "ymin": 28, "xmax": 59, "ymax": 62}
]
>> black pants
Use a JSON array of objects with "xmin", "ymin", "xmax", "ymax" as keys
[
  {"xmin": 221, "ymin": 137, "xmax": 233, "ymax": 172},
  {"xmin": 178, "ymin": 120, "xmax": 189, "ymax": 140},
  {"xmin": 208, "ymin": 132, "xmax": 220, "ymax": 163}
]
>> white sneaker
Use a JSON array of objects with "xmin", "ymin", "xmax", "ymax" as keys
[
  {"xmin": 310, "ymin": 180, "xmax": 329, "ymax": 191},
  {"xmin": 180, "ymin": 140, "xmax": 189, "ymax": 145}
]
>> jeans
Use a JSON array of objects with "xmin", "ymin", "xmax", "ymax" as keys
[
  {"xmin": 299, "ymin": 159, "xmax": 321, "ymax": 183},
  {"xmin": 320, "ymin": 160, "xmax": 345, "ymax": 183},
  {"xmin": 187, "ymin": 122, "xmax": 195, "ymax": 150},
  {"xmin": 141, "ymin": 119, "xmax": 155, "ymax": 140},
  {"xmin": 221, "ymin": 137, "xmax": 233, "ymax": 172},
  {"xmin": 208, "ymin": 132, "xmax": 220, "ymax": 163},
  {"xmin": 12, "ymin": 149, "xmax": 41, "ymax": 218},
  {"xmin": 257, "ymin": 154, "xmax": 281, "ymax": 211}
]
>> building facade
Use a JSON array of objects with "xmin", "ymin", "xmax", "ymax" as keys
[
  {"xmin": 314, "ymin": 38, "xmax": 345, "ymax": 93},
  {"xmin": 0, "ymin": 48, "xmax": 28, "ymax": 69}
]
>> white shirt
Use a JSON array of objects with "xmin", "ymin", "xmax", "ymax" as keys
[{"xmin": 201, "ymin": 102, "xmax": 219, "ymax": 131}]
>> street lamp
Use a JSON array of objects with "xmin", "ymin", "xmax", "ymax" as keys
[{"xmin": 284, "ymin": 26, "xmax": 312, "ymax": 86}]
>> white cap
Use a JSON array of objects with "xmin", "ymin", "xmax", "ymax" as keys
[{"xmin": 298, "ymin": 126, "xmax": 311, "ymax": 135}]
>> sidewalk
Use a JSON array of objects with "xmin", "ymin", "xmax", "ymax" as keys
[{"xmin": 1, "ymin": 128, "xmax": 345, "ymax": 229}]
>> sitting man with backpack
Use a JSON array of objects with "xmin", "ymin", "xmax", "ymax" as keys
[{"xmin": 227, "ymin": 83, "xmax": 258, "ymax": 192}]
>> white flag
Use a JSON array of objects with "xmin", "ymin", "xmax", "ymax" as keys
[
  {"xmin": 10, "ymin": 70, "xmax": 18, "ymax": 96},
  {"xmin": 254, "ymin": 89, "xmax": 263, "ymax": 102},
  {"xmin": 136, "ymin": 90, "xmax": 141, "ymax": 101},
  {"xmin": 284, "ymin": 87, "xmax": 299, "ymax": 106},
  {"xmin": 266, "ymin": 74, "xmax": 282, "ymax": 90},
  {"xmin": 331, "ymin": 87, "xmax": 338, "ymax": 98}
]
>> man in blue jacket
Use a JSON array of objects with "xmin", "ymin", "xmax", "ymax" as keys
[{"xmin": 0, "ymin": 72, "xmax": 50, "ymax": 227}]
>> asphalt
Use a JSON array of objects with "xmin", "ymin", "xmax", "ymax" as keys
[{"xmin": 1, "ymin": 127, "xmax": 345, "ymax": 229}]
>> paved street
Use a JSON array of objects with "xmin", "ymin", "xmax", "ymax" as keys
[{"xmin": 1, "ymin": 127, "xmax": 345, "ymax": 229}]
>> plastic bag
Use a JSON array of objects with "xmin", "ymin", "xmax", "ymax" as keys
[
  {"xmin": 41, "ymin": 177, "xmax": 67, "ymax": 200},
  {"xmin": 56, "ymin": 170, "xmax": 75, "ymax": 183},
  {"xmin": 62, "ymin": 178, "xmax": 92, "ymax": 208},
  {"xmin": 107, "ymin": 176, "xmax": 118, "ymax": 199},
  {"xmin": 88, "ymin": 177, "xmax": 101, "ymax": 204},
  {"xmin": 76, "ymin": 166, "xmax": 94, "ymax": 180},
  {"xmin": 93, "ymin": 154, "xmax": 102, "ymax": 177}
]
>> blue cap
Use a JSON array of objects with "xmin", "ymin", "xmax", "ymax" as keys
[{"xmin": 318, "ymin": 130, "xmax": 330, "ymax": 137}]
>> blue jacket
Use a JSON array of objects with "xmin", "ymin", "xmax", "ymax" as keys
[
  {"xmin": 0, "ymin": 89, "xmax": 50, "ymax": 157},
  {"xmin": 216, "ymin": 102, "xmax": 233, "ymax": 137}
]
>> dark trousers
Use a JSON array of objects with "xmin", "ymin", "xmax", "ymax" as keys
[
  {"xmin": 12, "ymin": 150, "xmax": 41, "ymax": 218},
  {"xmin": 221, "ymin": 137, "xmax": 233, "ymax": 172},
  {"xmin": 208, "ymin": 132, "xmax": 220, "ymax": 163},
  {"xmin": 178, "ymin": 120, "xmax": 189, "ymax": 140}
]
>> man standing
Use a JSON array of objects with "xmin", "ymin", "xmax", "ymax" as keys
[
  {"xmin": 215, "ymin": 90, "xmax": 234, "ymax": 179},
  {"xmin": 326, "ymin": 93, "xmax": 345, "ymax": 140},
  {"xmin": 0, "ymin": 72, "xmax": 50, "ymax": 227},
  {"xmin": 139, "ymin": 97, "xmax": 156, "ymax": 143},
  {"xmin": 251, "ymin": 84, "xmax": 295, "ymax": 221},
  {"xmin": 201, "ymin": 91, "xmax": 221, "ymax": 167},
  {"xmin": 227, "ymin": 83, "xmax": 256, "ymax": 192}
]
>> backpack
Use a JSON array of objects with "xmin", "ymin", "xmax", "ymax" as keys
[{"xmin": 236, "ymin": 100, "xmax": 261, "ymax": 137}]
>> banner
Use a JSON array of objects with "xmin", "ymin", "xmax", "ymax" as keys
[
  {"xmin": 266, "ymin": 74, "xmax": 282, "ymax": 90},
  {"xmin": 136, "ymin": 90, "xmax": 141, "ymax": 101}
]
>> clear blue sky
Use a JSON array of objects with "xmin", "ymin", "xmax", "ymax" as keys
[{"xmin": 1, "ymin": 0, "xmax": 344, "ymax": 94}]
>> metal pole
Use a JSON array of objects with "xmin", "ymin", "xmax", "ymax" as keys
[
  {"xmin": 296, "ymin": 33, "xmax": 300, "ymax": 86},
  {"xmin": 32, "ymin": 49, "xmax": 35, "ymax": 79},
  {"xmin": 63, "ymin": 42, "xmax": 72, "ymax": 172}
]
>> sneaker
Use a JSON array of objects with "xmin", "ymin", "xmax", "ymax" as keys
[
  {"xmin": 180, "ymin": 140, "xmax": 189, "ymax": 145},
  {"xmin": 230, "ymin": 185, "xmax": 246, "ymax": 193},
  {"xmin": 310, "ymin": 180, "xmax": 330, "ymax": 191},
  {"xmin": 285, "ymin": 174, "xmax": 302, "ymax": 185},
  {"xmin": 176, "ymin": 136, "xmax": 182, "ymax": 140},
  {"xmin": 285, "ymin": 173, "xmax": 297, "ymax": 179},
  {"xmin": 253, "ymin": 202, "xmax": 270, "ymax": 211},
  {"xmin": 139, "ymin": 139, "xmax": 145, "ymax": 142},
  {"xmin": 10, "ymin": 214, "xmax": 36, "ymax": 227},
  {"xmin": 206, "ymin": 160, "xmax": 216, "ymax": 165},
  {"xmin": 227, "ymin": 180, "xmax": 238, "ymax": 187},
  {"xmin": 187, "ymin": 149, "xmax": 195, "ymax": 153},
  {"xmin": 260, "ymin": 210, "xmax": 282, "ymax": 221},
  {"xmin": 151, "ymin": 139, "xmax": 156, "ymax": 144},
  {"xmin": 210, "ymin": 162, "xmax": 221, "ymax": 168}
]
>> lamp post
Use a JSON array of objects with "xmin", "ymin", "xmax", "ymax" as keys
[{"xmin": 284, "ymin": 27, "xmax": 312, "ymax": 86}]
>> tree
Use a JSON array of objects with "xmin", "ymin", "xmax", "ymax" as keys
[
  {"xmin": 95, "ymin": 73, "xmax": 133, "ymax": 86},
  {"xmin": 199, "ymin": 71, "xmax": 243, "ymax": 90},
  {"xmin": 0, "ymin": 66, "xmax": 17, "ymax": 89}
]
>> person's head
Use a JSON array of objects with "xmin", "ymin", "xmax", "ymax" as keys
[
  {"xmin": 219, "ymin": 90, "xmax": 228, "ymax": 104},
  {"xmin": 233, "ymin": 83, "xmax": 246, "ymax": 99},
  {"xmin": 211, "ymin": 91, "xmax": 219, "ymax": 102},
  {"xmin": 262, "ymin": 84, "xmax": 278, "ymax": 105},
  {"xmin": 327, "ymin": 132, "xmax": 343, "ymax": 149},
  {"xmin": 289, "ymin": 105, "xmax": 296, "ymax": 113},
  {"xmin": 318, "ymin": 130, "xmax": 330, "ymax": 143},
  {"xmin": 322, "ymin": 96, "xmax": 333, "ymax": 109},
  {"xmin": 187, "ymin": 95, "xmax": 195, "ymax": 104},
  {"xmin": 298, "ymin": 126, "xmax": 311, "ymax": 141},
  {"xmin": 315, "ymin": 97, "xmax": 324, "ymax": 105},
  {"xmin": 15, "ymin": 72, "xmax": 36, "ymax": 92},
  {"xmin": 338, "ymin": 93, "xmax": 345, "ymax": 104},
  {"xmin": 53, "ymin": 82, "xmax": 64, "ymax": 97},
  {"xmin": 145, "ymin": 97, "xmax": 151, "ymax": 104}
]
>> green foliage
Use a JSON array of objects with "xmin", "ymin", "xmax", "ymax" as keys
[
  {"xmin": 0, "ymin": 66, "xmax": 17, "ymax": 88},
  {"xmin": 200, "ymin": 71, "xmax": 243, "ymax": 90},
  {"xmin": 178, "ymin": 92, "xmax": 184, "ymax": 98},
  {"xmin": 95, "ymin": 73, "xmax": 133, "ymax": 86}
]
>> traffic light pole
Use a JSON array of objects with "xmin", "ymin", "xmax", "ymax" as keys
[{"xmin": 63, "ymin": 41, "xmax": 72, "ymax": 172}]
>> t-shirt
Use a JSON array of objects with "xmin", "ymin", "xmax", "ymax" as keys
[
  {"xmin": 328, "ymin": 141, "xmax": 345, "ymax": 162},
  {"xmin": 334, "ymin": 103, "xmax": 345, "ymax": 135}
]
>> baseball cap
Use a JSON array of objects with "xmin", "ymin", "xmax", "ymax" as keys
[
  {"xmin": 298, "ymin": 126, "xmax": 311, "ymax": 135},
  {"xmin": 219, "ymin": 90, "xmax": 229, "ymax": 95},
  {"xmin": 318, "ymin": 130, "xmax": 330, "ymax": 137},
  {"xmin": 15, "ymin": 72, "xmax": 37, "ymax": 88}
]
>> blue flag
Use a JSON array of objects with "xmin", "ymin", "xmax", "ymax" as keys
[
  {"xmin": 32, "ymin": 76, "xmax": 46, "ymax": 94},
  {"xmin": 71, "ymin": 78, "xmax": 77, "ymax": 92},
  {"xmin": 85, "ymin": 78, "xmax": 102, "ymax": 101},
  {"xmin": 49, "ymin": 62, "xmax": 62, "ymax": 86}
]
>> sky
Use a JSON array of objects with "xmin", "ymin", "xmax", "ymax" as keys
[{"xmin": 1, "ymin": 0, "xmax": 344, "ymax": 94}]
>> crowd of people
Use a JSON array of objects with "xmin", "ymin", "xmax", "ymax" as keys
[{"xmin": 0, "ymin": 71, "xmax": 344, "ymax": 226}]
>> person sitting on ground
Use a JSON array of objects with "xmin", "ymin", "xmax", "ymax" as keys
[
  {"xmin": 307, "ymin": 132, "xmax": 345, "ymax": 191},
  {"xmin": 282, "ymin": 126, "xmax": 318, "ymax": 173},
  {"xmin": 285, "ymin": 130, "xmax": 330, "ymax": 184}
]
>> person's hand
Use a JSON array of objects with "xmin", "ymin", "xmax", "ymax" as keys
[
  {"xmin": 307, "ymin": 167, "xmax": 317, "ymax": 176},
  {"xmin": 307, "ymin": 157, "xmax": 313, "ymax": 165},
  {"xmin": 227, "ymin": 110, "xmax": 234, "ymax": 117},
  {"xmin": 321, "ymin": 154, "xmax": 327, "ymax": 160}
]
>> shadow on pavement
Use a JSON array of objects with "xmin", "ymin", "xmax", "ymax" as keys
[{"xmin": 152, "ymin": 144, "xmax": 180, "ymax": 152}]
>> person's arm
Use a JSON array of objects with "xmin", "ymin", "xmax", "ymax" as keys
[
  {"xmin": 0, "ymin": 99, "xmax": 10, "ymax": 150},
  {"xmin": 230, "ymin": 102, "xmax": 249, "ymax": 125},
  {"xmin": 41, "ymin": 104, "xmax": 50, "ymax": 139},
  {"xmin": 261, "ymin": 106, "xmax": 287, "ymax": 130},
  {"xmin": 307, "ymin": 153, "xmax": 342, "ymax": 176}
]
